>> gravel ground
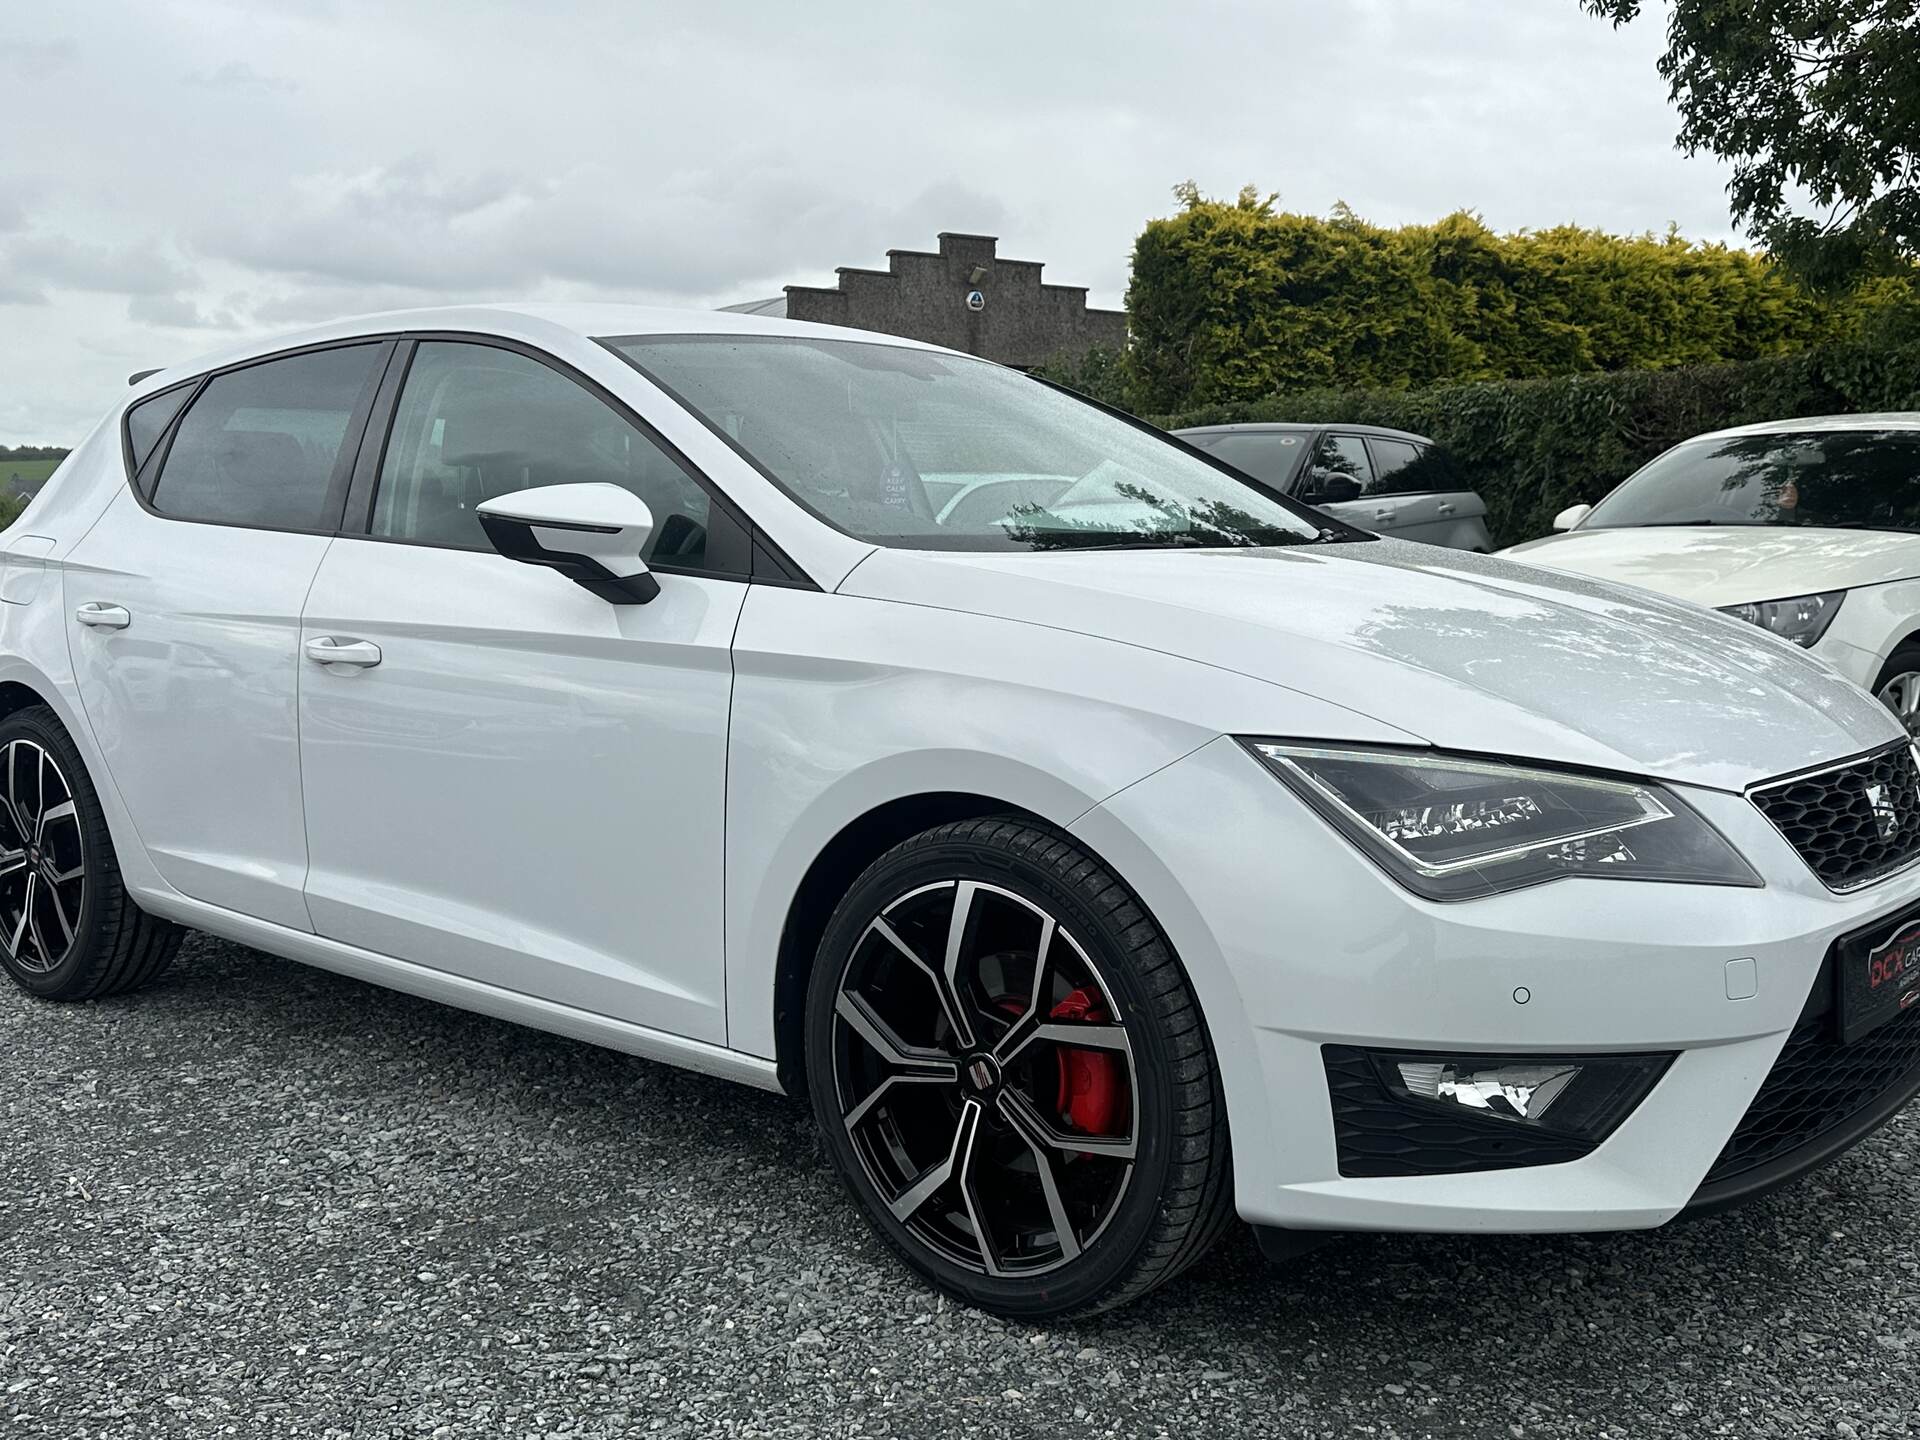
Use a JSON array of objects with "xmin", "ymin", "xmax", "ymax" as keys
[{"xmin": 2, "ymin": 933, "xmax": 1916, "ymax": 1439}]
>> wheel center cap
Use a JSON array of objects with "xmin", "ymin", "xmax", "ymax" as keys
[{"xmin": 962, "ymin": 1053, "xmax": 1002, "ymax": 1096}]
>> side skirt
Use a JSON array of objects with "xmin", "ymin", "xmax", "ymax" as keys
[{"xmin": 134, "ymin": 888, "xmax": 787, "ymax": 1094}]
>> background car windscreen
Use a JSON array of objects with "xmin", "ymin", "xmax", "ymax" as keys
[
  {"xmin": 1185, "ymin": 432, "xmax": 1310, "ymax": 490},
  {"xmin": 608, "ymin": 335, "xmax": 1332, "ymax": 551},
  {"xmin": 1584, "ymin": 430, "xmax": 1920, "ymax": 531}
]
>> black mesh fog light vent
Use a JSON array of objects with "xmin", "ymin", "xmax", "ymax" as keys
[{"xmin": 1323, "ymin": 1045, "xmax": 1675, "ymax": 1178}]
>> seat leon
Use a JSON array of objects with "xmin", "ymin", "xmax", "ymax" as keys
[{"xmin": 3, "ymin": 305, "xmax": 1919, "ymax": 1318}]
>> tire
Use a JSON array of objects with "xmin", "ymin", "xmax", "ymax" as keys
[
  {"xmin": 804, "ymin": 815, "xmax": 1233, "ymax": 1319},
  {"xmin": 1872, "ymin": 645, "xmax": 1920, "ymax": 740},
  {"xmin": 0, "ymin": 705, "xmax": 182, "ymax": 1001}
]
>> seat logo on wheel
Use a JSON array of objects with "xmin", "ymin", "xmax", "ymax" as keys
[{"xmin": 964, "ymin": 1054, "xmax": 1001, "ymax": 1094}]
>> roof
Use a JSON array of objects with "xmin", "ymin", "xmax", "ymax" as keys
[
  {"xmin": 1173, "ymin": 421, "xmax": 1433, "ymax": 444},
  {"xmin": 127, "ymin": 301, "xmax": 952, "ymax": 398},
  {"xmin": 1681, "ymin": 412, "xmax": 1920, "ymax": 444}
]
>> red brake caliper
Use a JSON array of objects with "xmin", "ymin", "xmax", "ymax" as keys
[
  {"xmin": 994, "ymin": 987, "xmax": 1124, "ymax": 1138},
  {"xmin": 1048, "ymin": 987, "xmax": 1124, "ymax": 1137}
]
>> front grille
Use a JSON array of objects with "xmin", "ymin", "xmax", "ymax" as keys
[
  {"xmin": 1701, "ymin": 991, "xmax": 1920, "ymax": 1192},
  {"xmin": 1749, "ymin": 743, "xmax": 1920, "ymax": 891},
  {"xmin": 1322, "ymin": 1046, "xmax": 1599, "ymax": 1177}
]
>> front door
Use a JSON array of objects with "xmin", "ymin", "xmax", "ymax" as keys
[{"xmin": 296, "ymin": 338, "xmax": 743, "ymax": 1042}]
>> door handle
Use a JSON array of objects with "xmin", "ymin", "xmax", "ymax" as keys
[
  {"xmin": 74, "ymin": 602, "xmax": 131, "ymax": 630},
  {"xmin": 1373, "ymin": 508, "xmax": 1397, "ymax": 523},
  {"xmin": 1436, "ymin": 502, "xmax": 1456, "ymax": 516},
  {"xmin": 305, "ymin": 636, "xmax": 382, "ymax": 668}
]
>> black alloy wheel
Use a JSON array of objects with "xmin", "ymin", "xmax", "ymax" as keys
[{"xmin": 806, "ymin": 816, "xmax": 1234, "ymax": 1318}]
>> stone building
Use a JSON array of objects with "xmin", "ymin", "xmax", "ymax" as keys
[{"xmin": 722, "ymin": 232, "xmax": 1126, "ymax": 369}]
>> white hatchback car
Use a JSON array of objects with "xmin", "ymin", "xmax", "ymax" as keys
[
  {"xmin": 1504, "ymin": 415, "xmax": 1920, "ymax": 734},
  {"xmin": 5, "ymin": 307, "xmax": 1920, "ymax": 1318}
]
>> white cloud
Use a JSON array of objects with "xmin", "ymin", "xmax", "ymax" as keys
[
  {"xmin": 186, "ymin": 60, "xmax": 298, "ymax": 93},
  {"xmin": 0, "ymin": 0, "xmax": 1733, "ymax": 444}
]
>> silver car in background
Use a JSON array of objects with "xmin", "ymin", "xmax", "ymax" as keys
[{"xmin": 1175, "ymin": 422, "xmax": 1492, "ymax": 550}]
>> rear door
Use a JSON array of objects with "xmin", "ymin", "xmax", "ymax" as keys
[
  {"xmin": 62, "ymin": 341, "xmax": 393, "ymax": 929},
  {"xmin": 1365, "ymin": 436, "xmax": 1489, "ymax": 549}
]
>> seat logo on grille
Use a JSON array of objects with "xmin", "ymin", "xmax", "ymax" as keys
[{"xmin": 1866, "ymin": 781, "xmax": 1900, "ymax": 841}]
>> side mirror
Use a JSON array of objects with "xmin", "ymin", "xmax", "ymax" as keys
[
  {"xmin": 476, "ymin": 483, "xmax": 660, "ymax": 604},
  {"xmin": 1551, "ymin": 502, "xmax": 1593, "ymax": 532},
  {"xmin": 1301, "ymin": 471, "xmax": 1363, "ymax": 506}
]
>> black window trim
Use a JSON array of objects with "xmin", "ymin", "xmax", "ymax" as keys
[
  {"xmin": 340, "ymin": 329, "xmax": 815, "ymax": 588},
  {"xmin": 121, "ymin": 335, "xmax": 402, "ymax": 540}
]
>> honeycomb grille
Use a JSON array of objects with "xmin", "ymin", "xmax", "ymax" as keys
[
  {"xmin": 1702, "ymin": 995, "xmax": 1920, "ymax": 1191},
  {"xmin": 1322, "ymin": 1046, "xmax": 1599, "ymax": 1177},
  {"xmin": 1750, "ymin": 743, "xmax": 1920, "ymax": 891}
]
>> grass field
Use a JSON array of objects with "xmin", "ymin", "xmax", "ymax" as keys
[{"xmin": 1, "ymin": 459, "xmax": 62, "ymax": 489}]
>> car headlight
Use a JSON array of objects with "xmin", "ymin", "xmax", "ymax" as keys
[
  {"xmin": 1243, "ymin": 742, "xmax": 1762, "ymax": 901},
  {"xmin": 1718, "ymin": 590, "xmax": 1843, "ymax": 647}
]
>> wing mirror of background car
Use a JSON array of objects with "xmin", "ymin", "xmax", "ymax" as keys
[
  {"xmin": 1552, "ymin": 502, "xmax": 1593, "ymax": 531},
  {"xmin": 1300, "ymin": 470, "xmax": 1364, "ymax": 506},
  {"xmin": 475, "ymin": 484, "xmax": 661, "ymax": 604}
]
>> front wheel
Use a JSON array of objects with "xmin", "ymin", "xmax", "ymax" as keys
[{"xmin": 804, "ymin": 816, "xmax": 1233, "ymax": 1318}]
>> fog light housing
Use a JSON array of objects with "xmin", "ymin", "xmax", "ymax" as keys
[{"xmin": 1373, "ymin": 1050, "xmax": 1673, "ymax": 1142}]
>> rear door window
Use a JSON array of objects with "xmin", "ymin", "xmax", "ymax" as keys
[
  {"xmin": 150, "ymin": 344, "xmax": 386, "ymax": 531},
  {"xmin": 1367, "ymin": 438, "xmax": 1465, "ymax": 496}
]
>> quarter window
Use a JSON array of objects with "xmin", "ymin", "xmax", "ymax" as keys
[
  {"xmin": 150, "ymin": 345, "xmax": 385, "ymax": 531},
  {"xmin": 370, "ymin": 342, "xmax": 713, "ymax": 567},
  {"xmin": 125, "ymin": 382, "xmax": 196, "ymax": 476}
]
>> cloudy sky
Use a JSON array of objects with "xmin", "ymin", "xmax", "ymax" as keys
[{"xmin": 0, "ymin": 0, "xmax": 1732, "ymax": 445}]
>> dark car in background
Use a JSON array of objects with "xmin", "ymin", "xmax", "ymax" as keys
[{"xmin": 1174, "ymin": 422, "xmax": 1491, "ymax": 550}]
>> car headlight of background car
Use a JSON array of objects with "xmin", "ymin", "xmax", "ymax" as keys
[
  {"xmin": 1243, "ymin": 742, "xmax": 1761, "ymax": 900},
  {"xmin": 1718, "ymin": 590, "xmax": 1844, "ymax": 648}
]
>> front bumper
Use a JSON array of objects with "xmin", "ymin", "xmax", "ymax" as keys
[{"xmin": 1071, "ymin": 734, "xmax": 1920, "ymax": 1235}]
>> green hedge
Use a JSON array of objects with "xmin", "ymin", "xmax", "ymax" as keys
[
  {"xmin": 1150, "ymin": 297, "xmax": 1920, "ymax": 549},
  {"xmin": 1125, "ymin": 187, "xmax": 1902, "ymax": 414}
]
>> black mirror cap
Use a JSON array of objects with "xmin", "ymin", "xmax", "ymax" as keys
[
  {"xmin": 478, "ymin": 511, "xmax": 660, "ymax": 604},
  {"xmin": 1303, "ymin": 473, "xmax": 1364, "ymax": 505}
]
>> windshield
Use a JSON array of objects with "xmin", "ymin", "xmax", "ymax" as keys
[
  {"xmin": 606, "ymin": 335, "xmax": 1341, "ymax": 551},
  {"xmin": 1584, "ymin": 429, "xmax": 1920, "ymax": 532}
]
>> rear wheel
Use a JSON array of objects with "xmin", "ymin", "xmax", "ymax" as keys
[
  {"xmin": 805, "ymin": 816, "xmax": 1233, "ymax": 1318},
  {"xmin": 0, "ymin": 706, "xmax": 182, "ymax": 1001}
]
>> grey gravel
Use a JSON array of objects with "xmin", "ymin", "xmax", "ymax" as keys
[{"xmin": 3, "ymin": 932, "xmax": 1917, "ymax": 1438}]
